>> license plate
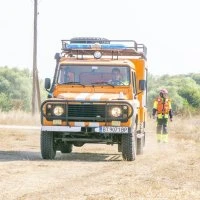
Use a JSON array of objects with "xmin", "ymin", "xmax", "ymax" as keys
[{"xmin": 100, "ymin": 126, "xmax": 128, "ymax": 133}]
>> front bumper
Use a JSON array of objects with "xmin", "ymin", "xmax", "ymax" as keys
[{"xmin": 41, "ymin": 125, "xmax": 131, "ymax": 134}]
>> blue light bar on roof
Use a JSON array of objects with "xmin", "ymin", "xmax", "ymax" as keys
[
  {"xmin": 65, "ymin": 43, "xmax": 127, "ymax": 50},
  {"xmin": 66, "ymin": 44, "xmax": 91, "ymax": 49},
  {"xmin": 101, "ymin": 44, "xmax": 126, "ymax": 49}
]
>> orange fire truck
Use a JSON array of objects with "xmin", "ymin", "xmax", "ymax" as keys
[{"xmin": 41, "ymin": 37, "xmax": 148, "ymax": 161}]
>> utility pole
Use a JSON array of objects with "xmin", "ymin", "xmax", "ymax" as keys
[{"xmin": 32, "ymin": 0, "xmax": 41, "ymax": 115}]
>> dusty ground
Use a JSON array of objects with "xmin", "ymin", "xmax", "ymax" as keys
[{"xmin": 0, "ymin": 123, "xmax": 200, "ymax": 200}]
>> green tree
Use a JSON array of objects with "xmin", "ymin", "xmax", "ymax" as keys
[
  {"xmin": 0, "ymin": 93, "xmax": 12, "ymax": 111},
  {"xmin": 0, "ymin": 66, "xmax": 32, "ymax": 111},
  {"xmin": 190, "ymin": 73, "xmax": 200, "ymax": 85}
]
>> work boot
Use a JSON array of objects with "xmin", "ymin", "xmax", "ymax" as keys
[
  {"xmin": 156, "ymin": 134, "xmax": 162, "ymax": 143},
  {"xmin": 162, "ymin": 134, "xmax": 168, "ymax": 143}
]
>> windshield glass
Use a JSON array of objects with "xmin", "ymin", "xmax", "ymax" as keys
[{"xmin": 57, "ymin": 65, "xmax": 130, "ymax": 86}]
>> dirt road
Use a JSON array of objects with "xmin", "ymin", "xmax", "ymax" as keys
[{"xmin": 0, "ymin": 126, "xmax": 200, "ymax": 200}]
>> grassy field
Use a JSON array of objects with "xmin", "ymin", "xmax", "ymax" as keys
[
  {"xmin": 169, "ymin": 115, "xmax": 200, "ymax": 143},
  {"xmin": 0, "ymin": 111, "xmax": 40, "ymax": 126}
]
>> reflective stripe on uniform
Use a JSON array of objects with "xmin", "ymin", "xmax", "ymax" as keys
[{"xmin": 157, "ymin": 113, "xmax": 169, "ymax": 119}]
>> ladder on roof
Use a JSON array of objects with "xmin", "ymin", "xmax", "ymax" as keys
[{"xmin": 61, "ymin": 38, "xmax": 147, "ymax": 60}]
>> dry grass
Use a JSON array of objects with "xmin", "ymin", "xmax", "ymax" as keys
[
  {"xmin": 147, "ymin": 115, "xmax": 200, "ymax": 143},
  {"xmin": 0, "ymin": 111, "xmax": 40, "ymax": 126},
  {"xmin": 170, "ymin": 115, "xmax": 200, "ymax": 143}
]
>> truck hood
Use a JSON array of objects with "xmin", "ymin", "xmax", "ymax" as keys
[{"xmin": 57, "ymin": 92, "xmax": 128, "ymax": 101}]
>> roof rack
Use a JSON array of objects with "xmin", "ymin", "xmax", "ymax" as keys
[{"xmin": 61, "ymin": 38, "xmax": 147, "ymax": 60}]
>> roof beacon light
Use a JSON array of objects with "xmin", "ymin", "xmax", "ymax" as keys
[
  {"xmin": 91, "ymin": 43, "xmax": 101, "ymax": 50},
  {"xmin": 94, "ymin": 51, "xmax": 102, "ymax": 59}
]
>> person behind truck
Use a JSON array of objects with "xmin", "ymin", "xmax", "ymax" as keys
[
  {"xmin": 109, "ymin": 68, "xmax": 123, "ymax": 85},
  {"xmin": 152, "ymin": 88, "xmax": 173, "ymax": 143}
]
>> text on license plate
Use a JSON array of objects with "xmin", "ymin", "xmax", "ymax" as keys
[{"xmin": 100, "ymin": 126, "xmax": 128, "ymax": 133}]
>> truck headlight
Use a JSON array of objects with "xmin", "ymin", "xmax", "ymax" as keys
[
  {"xmin": 111, "ymin": 107, "xmax": 122, "ymax": 117},
  {"xmin": 53, "ymin": 106, "xmax": 64, "ymax": 116}
]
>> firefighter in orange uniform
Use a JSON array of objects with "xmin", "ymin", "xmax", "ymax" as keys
[{"xmin": 152, "ymin": 89, "xmax": 173, "ymax": 143}]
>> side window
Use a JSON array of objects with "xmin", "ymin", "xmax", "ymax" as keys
[{"xmin": 132, "ymin": 71, "xmax": 137, "ymax": 94}]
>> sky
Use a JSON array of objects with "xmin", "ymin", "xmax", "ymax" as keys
[{"xmin": 0, "ymin": 0, "xmax": 200, "ymax": 79}]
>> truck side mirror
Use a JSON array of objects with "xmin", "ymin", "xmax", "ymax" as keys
[
  {"xmin": 45, "ymin": 78, "xmax": 51, "ymax": 90},
  {"xmin": 139, "ymin": 80, "xmax": 146, "ymax": 91}
]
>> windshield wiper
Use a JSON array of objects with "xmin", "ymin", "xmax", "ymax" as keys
[
  {"xmin": 61, "ymin": 82, "xmax": 85, "ymax": 87},
  {"xmin": 91, "ymin": 81, "xmax": 115, "ymax": 87}
]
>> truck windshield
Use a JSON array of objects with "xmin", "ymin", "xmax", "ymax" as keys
[{"xmin": 57, "ymin": 65, "xmax": 130, "ymax": 86}]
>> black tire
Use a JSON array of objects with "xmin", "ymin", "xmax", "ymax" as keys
[
  {"xmin": 41, "ymin": 131, "xmax": 56, "ymax": 159},
  {"xmin": 118, "ymin": 143, "xmax": 122, "ymax": 152},
  {"xmin": 136, "ymin": 137, "xmax": 144, "ymax": 155},
  {"xmin": 60, "ymin": 143, "xmax": 73, "ymax": 153},
  {"xmin": 143, "ymin": 132, "xmax": 146, "ymax": 147},
  {"xmin": 122, "ymin": 133, "xmax": 136, "ymax": 161},
  {"xmin": 73, "ymin": 142, "xmax": 84, "ymax": 147}
]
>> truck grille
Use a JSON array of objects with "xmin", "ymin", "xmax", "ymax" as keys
[{"xmin": 68, "ymin": 104, "xmax": 105, "ymax": 118}]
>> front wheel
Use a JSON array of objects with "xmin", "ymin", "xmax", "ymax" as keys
[
  {"xmin": 121, "ymin": 133, "xmax": 136, "ymax": 161},
  {"xmin": 136, "ymin": 136, "xmax": 144, "ymax": 155},
  {"xmin": 41, "ymin": 131, "xmax": 56, "ymax": 159}
]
